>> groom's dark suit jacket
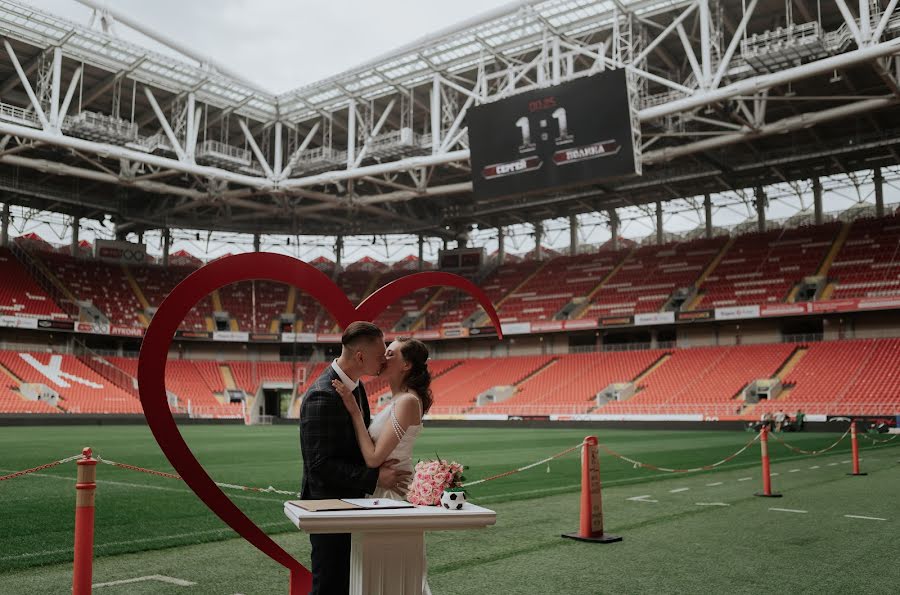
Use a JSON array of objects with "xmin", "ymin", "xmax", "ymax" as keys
[{"xmin": 299, "ymin": 365, "xmax": 379, "ymax": 499}]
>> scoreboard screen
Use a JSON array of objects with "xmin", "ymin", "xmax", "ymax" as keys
[{"xmin": 467, "ymin": 69, "xmax": 637, "ymax": 199}]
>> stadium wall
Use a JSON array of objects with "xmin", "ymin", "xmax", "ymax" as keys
[{"xmin": 0, "ymin": 414, "xmax": 857, "ymax": 433}]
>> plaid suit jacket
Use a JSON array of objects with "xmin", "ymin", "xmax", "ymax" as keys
[{"xmin": 299, "ymin": 365, "xmax": 379, "ymax": 499}]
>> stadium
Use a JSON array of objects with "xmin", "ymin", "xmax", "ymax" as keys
[{"xmin": 0, "ymin": 0, "xmax": 898, "ymax": 593}]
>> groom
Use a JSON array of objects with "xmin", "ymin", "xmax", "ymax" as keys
[{"xmin": 299, "ymin": 321, "xmax": 411, "ymax": 594}]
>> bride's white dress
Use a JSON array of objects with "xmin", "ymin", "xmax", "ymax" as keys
[{"xmin": 367, "ymin": 393, "xmax": 432, "ymax": 594}]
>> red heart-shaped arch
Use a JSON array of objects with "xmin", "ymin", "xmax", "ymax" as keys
[{"xmin": 138, "ymin": 252, "xmax": 503, "ymax": 592}]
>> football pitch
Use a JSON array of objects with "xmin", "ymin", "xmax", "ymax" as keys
[{"xmin": 0, "ymin": 425, "xmax": 897, "ymax": 594}]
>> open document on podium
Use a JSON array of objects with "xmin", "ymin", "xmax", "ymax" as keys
[{"xmin": 286, "ymin": 498, "xmax": 416, "ymax": 512}]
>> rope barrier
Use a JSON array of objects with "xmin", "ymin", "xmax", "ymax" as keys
[
  {"xmin": 859, "ymin": 432, "xmax": 899, "ymax": 444},
  {"xmin": 769, "ymin": 428, "xmax": 850, "ymax": 455},
  {"xmin": 0, "ymin": 454, "xmax": 82, "ymax": 482},
  {"xmin": 95, "ymin": 457, "xmax": 181, "ymax": 480},
  {"xmin": 94, "ymin": 457, "xmax": 301, "ymax": 497},
  {"xmin": 597, "ymin": 434, "xmax": 760, "ymax": 473},
  {"xmin": 6, "ymin": 428, "xmax": 889, "ymax": 495},
  {"xmin": 461, "ymin": 441, "xmax": 587, "ymax": 488}
]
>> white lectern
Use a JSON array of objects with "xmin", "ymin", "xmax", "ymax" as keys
[{"xmin": 284, "ymin": 501, "xmax": 496, "ymax": 594}]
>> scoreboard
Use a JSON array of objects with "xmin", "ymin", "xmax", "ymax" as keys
[{"xmin": 467, "ymin": 69, "xmax": 638, "ymax": 199}]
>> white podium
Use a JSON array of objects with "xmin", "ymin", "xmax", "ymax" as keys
[{"xmin": 284, "ymin": 501, "xmax": 496, "ymax": 594}]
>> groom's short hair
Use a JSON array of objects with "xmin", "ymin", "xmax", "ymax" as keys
[{"xmin": 341, "ymin": 321, "xmax": 383, "ymax": 348}]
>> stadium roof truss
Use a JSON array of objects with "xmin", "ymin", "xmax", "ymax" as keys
[{"xmin": 0, "ymin": 0, "xmax": 898, "ymax": 240}]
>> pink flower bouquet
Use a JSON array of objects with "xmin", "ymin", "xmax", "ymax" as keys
[{"xmin": 406, "ymin": 458, "xmax": 465, "ymax": 506}]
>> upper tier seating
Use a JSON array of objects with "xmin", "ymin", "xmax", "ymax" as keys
[
  {"xmin": 218, "ymin": 281, "xmax": 291, "ymax": 332},
  {"xmin": 828, "ymin": 214, "xmax": 900, "ymax": 300},
  {"xmin": 696, "ymin": 223, "xmax": 840, "ymax": 308},
  {"xmin": 500, "ymin": 251, "xmax": 627, "ymax": 323},
  {"xmin": 0, "ymin": 248, "xmax": 67, "ymax": 319},
  {"xmin": 38, "ymin": 252, "xmax": 143, "ymax": 327},
  {"xmin": 585, "ymin": 238, "xmax": 726, "ymax": 317},
  {"xmin": 132, "ymin": 264, "xmax": 211, "ymax": 331}
]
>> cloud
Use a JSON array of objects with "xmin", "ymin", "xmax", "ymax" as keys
[{"xmin": 22, "ymin": 0, "xmax": 515, "ymax": 92}]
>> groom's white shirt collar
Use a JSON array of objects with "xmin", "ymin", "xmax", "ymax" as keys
[{"xmin": 331, "ymin": 359, "xmax": 359, "ymax": 392}]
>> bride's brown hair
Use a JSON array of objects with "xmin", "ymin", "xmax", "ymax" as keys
[{"xmin": 397, "ymin": 338, "xmax": 433, "ymax": 414}]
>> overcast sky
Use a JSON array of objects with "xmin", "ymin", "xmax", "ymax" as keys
[{"xmin": 21, "ymin": 0, "xmax": 520, "ymax": 92}]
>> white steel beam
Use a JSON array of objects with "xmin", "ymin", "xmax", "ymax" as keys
[
  {"xmin": 3, "ymin": 40, "xmax": 50, "ymax": 130},
  {"xmin": 0, "ymin": 153, "xmax": 207, "ymax": 198},
  {"xmin": 835, "ymin": 0, "xmax": 865, "ymax": 48},
  {"xmin": 239, "ymin": 118, "xmax": 274, "ymax": 179},
  {"xmin": 0, "ymin": 120, "xmax": 268, "ymax": 188},
  {"xmin": 354, "ymin": 99, "xmax": 395, "ymax": 167},
  {"xmin": 347, "ymin": 99, "xmax": 357, "ymax": 166},
  {"xmin": 356, "ymin": 181, "xmax": 474, "ymax": 206},
  {"xmin": 440, "ymin": 92, "xmax": 476, "ymax": 153},
  {"xmin": 641, "ymin": 38, "xmax": 900, "ymax": 120},
  {"xmin": 185, "ymin": 92, "xmax": 196, "ymax": 160},
  {"xmin": 644, "ymin": 96, "xmax": 898, "ymax": 163},
  {"xmin": 711, "ymin": 0, "xmax": 758, "ymax": 89},
  {"xmin": 49, "ymin": 46, "xmax": 62, "ymax": 129},
  {"xmin": 279, "ymin": 121, "xmax": 320, "ymax": 180},
  {"xmin": 187, "ymin": 105, "xmax": 202, "ymax": 160},
  {"xmin": 860, "ymin": 0, "xmax": 871, "ymax": 41},
  {"xmin": 699, "ymin": 0, "xmax": 711, "ymax": 87},
  {"xmin": 634, "ymin": 3, "xmax": 697, "ymax": 65},
  {"xmin": 873, "ymin": 0, "xmax": 900, "ymax": 43},
  {"xmin": 58, "ymin": 65, "xmax": 82, "ymax": 125},
  {"xmin": 279, "ymin": 149, "xmax": 469, "ymax": 190},
  {"xmin": 431, "ymin": 75, "xmax": 441, "ymax": 154},
  {"xmin": 676, "ymin": 24, "xmax": 703, "ymax": 84},
  {"xmin": 144, "ymin": 86, "xmax": 186, "ymax": 161},
  {"xmin": 274, "ymin": 121, "xmax": 283, "ymax": 178}
]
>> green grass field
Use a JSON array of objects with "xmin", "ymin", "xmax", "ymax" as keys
[{"xmin": 0, "ymin": 425, "xmax": 897, "ymax": 594}]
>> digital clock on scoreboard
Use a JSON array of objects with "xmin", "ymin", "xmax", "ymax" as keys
[{"xmin": 467, "ymin": 69, "xmax": 637, "ymax": 199}]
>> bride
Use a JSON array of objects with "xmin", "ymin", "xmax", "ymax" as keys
[
  {"xmin": 331, "ymin": 337, "xmax": 431, "ymax": 500},
  {"xmin": 332, "ymin": 337, "xmax": 434, "ymax": 594}
]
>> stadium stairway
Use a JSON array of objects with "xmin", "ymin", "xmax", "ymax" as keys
[
  {"xmin": 77, "ymin": 355, "xmax": 140, "ymax": 400},
  {"xmin": 685, "ymin": 236, "xmax": 736, "ymax": 310},
  {"xmin": 571, "ymin": 248, "xmax": 633, "ymax": 319},
  {"xmin": 816, "ymin": 221, "xmax": 852, "ymax": 277},
  {"xmin": 631, "ymin": 352, "xmax": 671, "ymax": 385},
  {"xmin": 23, "ymin": 250, "xmax": 80, "ymax": 311},
  {"xmin": 409, "ymin": 287, "xmax": 446, "ymax": 332},
  {"xmin": 220, "ymin": 365, "xmax": 238, "ymax": 391},
  {"xmin": 473, "ymin": 259, "xmax": 552, "ymax": 327},
  {"xmin": 124, "ymin": 265, "xmax": 151, "ymax": 313},
  {"xmin": 0, "ymin": 361, "xmax": 60, "ymax": 413},
  {"xmin": 775, "ymin": 347, "xmax": 808, "ymax": 381}
]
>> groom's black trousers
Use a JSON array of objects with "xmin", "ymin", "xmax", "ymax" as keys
[{"xmin": 309, "ymin": 533, "xmax": 351, "ymax": 594}]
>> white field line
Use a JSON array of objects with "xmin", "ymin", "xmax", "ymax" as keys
[
  {"xmin": 843, "ymin": 514, "xmax": 887, "ymax": 521},
  {"xmin": 0, "ymin": 522, "xmax": 287, "ymax": 562},
  {"xmin": 769, "ymin": 508, "xmax": 807, "ymax": 514},
  {"xmin": 94, "ymin": 575, "xmax": 197, "ymax": 588},
  {"xmin": 0, "ymin": 469, "xmax": 285, "ymax": 503}
]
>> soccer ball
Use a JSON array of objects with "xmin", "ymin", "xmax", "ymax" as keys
[{"xmin": 440, "ymin": 490, "xmax": 467, "ymax": 510}]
